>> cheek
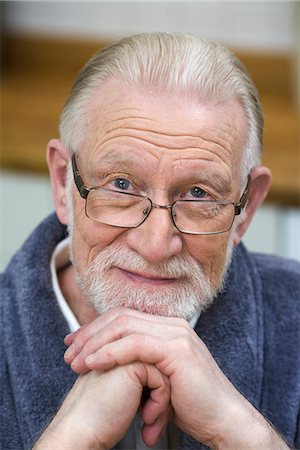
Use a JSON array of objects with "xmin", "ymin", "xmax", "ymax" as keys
[
  {"xmin": 70, "ymin": 201, "xmax": 125, "ymax": 271},
  {"xmin": 184, "ymin": 234, "xmax": 230, "ymax": 286}
]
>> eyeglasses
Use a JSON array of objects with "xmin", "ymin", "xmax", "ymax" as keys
[{"xmin": 71, "ymin": 154, "xmax": 251, "ymax": 235}]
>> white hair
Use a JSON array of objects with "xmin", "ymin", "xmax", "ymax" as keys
[{"xmin": 60, "ymin": 32, "xmax": 263, "ymax": 183}]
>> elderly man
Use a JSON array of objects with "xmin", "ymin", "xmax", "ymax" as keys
[{"xmin": 1, "ymin": 33, "xmax": 299, "ymax": 450}]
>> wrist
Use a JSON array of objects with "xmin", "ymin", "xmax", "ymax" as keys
[
  {"xmin": 206, "ymin": 399, "xmax": 289, "ymax": 450},
  {"xmin": 33, "ymin": 415, "xmax": 106, "ymax": 450}
]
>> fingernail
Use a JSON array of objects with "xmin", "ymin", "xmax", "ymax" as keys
[
  {"xmin": 85, "ymin": 353, "xmax": 96, "ymax": 365},
  {"xmin": 64, "ymin": 344, "xmax": 75, "ymax": 361}
]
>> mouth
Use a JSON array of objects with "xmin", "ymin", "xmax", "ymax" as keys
[{"xmin": 116, "ymin": 267, "xmax": 177, "ymax": 286}]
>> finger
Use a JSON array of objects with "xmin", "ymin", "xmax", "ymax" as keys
[
  {"xmin": 126, "ymin": 362, "xmax": 171, "ymax": 448},
  {"xmin": 69, "ymin": 319, "xmax": 170, "ymax": 373},
  {"xmin": 64, "ymin": 308, "xmax": 139, "ymax": 363},
  {"xmin": 65, "ymin": 308, "xmax": 190, "ymax": 364},
  {"xmin": 64, "ymin": 322, "xmax": 94, "ymax": 363},
  {"xmin": 142, "ymin": 397, "xmax": 173, "ymax": 427},
  {"xmin": 69, "ymin": 314, "xmax": 192, "ymax": 373},
  {"xmin": 85, "ymin": 334, "xmax": 168, "ymax": 374},
  {"xmin": 140, "ymin": 367, "xmax": 173, "ymax": 448},
  {"xmin": 64, "ymin": 324, "xmax": 88, "ymax": 346},
  {"xmin": 142, "ymin": 409, "xmax": 171, "ymax": 447},
  {"xmin": 141, "ymin": 373, "xmax": 171, "ymax": 426},
  {"xmin": 139, "ymin": 364, "xmax": 172, "ymax": 446},
  {"xmin": 64, "ymin": 332, "xmax": 75, "ymax": 346}
]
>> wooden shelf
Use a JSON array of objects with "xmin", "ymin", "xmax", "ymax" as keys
[{"xmin": 1, "ymin": 34, "xmax": 299, "ymax": 205}]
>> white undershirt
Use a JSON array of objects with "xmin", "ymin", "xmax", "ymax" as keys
[{"xmin": 50, "ymin": 238, "xmax": 80, "ymax": 332}]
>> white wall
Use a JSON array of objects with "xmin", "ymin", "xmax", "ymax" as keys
[
  {"xmin": 0, "ymin": 171, "xmax": 54, "ymax": 271},
  {"xmin": 3, "ymin": 1, "xmax": 296, "ymax": 51},
  {"xmin": 243, "ymin": 205, "xmax": 300, "ymax": 261}
]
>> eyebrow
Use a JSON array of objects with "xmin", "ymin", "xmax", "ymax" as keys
[
  {"xmin": 89, "ymin": 159, "xmax": 137, "ymax": 179},
  {"xmin": 88, "ymin": 149, "xmax": 233, "ymax": 194}
]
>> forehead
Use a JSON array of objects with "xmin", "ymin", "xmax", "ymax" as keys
[{"xmin": 83, "ymin": 78, "xmax": 248, "ymax": 179}]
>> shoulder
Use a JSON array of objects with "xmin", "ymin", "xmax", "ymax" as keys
[
  {"xmin": 251, "ymin": 252, "xmax": 300, "ymax": 298},
  {"xmin": 0, "ymin": 272, "xmax": 12, "ymax": 321},
  {"xmin": 0, "ymin": 212, "xmax": 67, "ymax": 313},
  {"xmin": 246, "ymin": 251, "xmax": 300, "ymax": 334},
  {"xmin": 2, "ymin": 212, "xmax": 66, "ymax": 274},
  {"xmin": 234, "ymin": 245, "xmax": 300, "ymax": 320},
  {"xmin": 246, "ymin": 253, "xmax": 300, "ymax": 439}
]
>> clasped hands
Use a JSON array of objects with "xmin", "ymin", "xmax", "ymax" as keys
[{"xmin": 56, "ymin": 307, "xmax": 278, "ymax": 450}]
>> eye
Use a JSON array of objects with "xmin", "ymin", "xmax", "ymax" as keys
[
  {"xmin": 189, "ymin": 186, "xmax": 208, "ymax": 199},
  {"xmin": 112, "ymin": 178, "xmax": 131, "ymax": 191}
]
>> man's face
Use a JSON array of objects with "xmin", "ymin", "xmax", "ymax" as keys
[{"xmin": 68, "ymin": 78, "xmax": 248, "ymax": 320}]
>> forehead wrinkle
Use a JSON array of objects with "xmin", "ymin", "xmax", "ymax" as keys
[
  {"xmin": 179, "ymin": 154, "xmax": 232, "ymax": 178},
  {"xmin": 103, "ymin": 116, "xmax": 157, "ymax": 130},
  {"xmin": 97, "ymin": 127, "xmax": 234, "ymax": 159},
  {"xmin": 178, "ymin": 149, "xmax": 232, "ymax": 174},
  {"xmin": 91, "ymin": 143, "xmax": 160, "ymax": 168},
  {"xmin": 104, "ymin": 119, "xmax": 234, "ymax": 144},
  {"xmin": 100, "ymin": 107, "xmax": 236, "ymax": 142}
]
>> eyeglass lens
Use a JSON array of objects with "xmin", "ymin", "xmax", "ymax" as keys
[{"xmin": 85, "ymin": 188, "xmax": 235, "ymax": 234}]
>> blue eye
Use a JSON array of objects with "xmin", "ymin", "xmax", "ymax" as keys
[
  {"xmin": 190, "ymin": 186, "xmax": 207, "ymax": 198},
  {"xmin": 113, "ymin": 179, "xmax": 130, "ymax": 190}
]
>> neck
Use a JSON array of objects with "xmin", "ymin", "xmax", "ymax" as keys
[{"xmin": 58, "ymin": 264, "xmax": 98, "ymax": 326}]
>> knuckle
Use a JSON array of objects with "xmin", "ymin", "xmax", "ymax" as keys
[
  {"xmin": 114, "ymin": 313, "xmax": 130, "ymax": 328},
  {"xmin": 175, "ymin": 335, "xmax": 194, "ymax": 353},
  {"xmin": 83, "ymin": 339, "xmax": 97, "ymax": 356},
  {"xmin": 105, "ymin": 345, "xmax": 114, "ymax": 358},
  {"xmin": 130, "ymin": 333, "xmax": 144, "ymax": 348}
]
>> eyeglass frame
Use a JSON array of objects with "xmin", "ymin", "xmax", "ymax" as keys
[{"xmin": 71, "ymin": 154, "xmax": 251, "ymax": 235}]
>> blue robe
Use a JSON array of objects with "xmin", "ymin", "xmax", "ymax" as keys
[{"xmin": 1, "ymin": 213, "xmax": 299, "ymax": 449}]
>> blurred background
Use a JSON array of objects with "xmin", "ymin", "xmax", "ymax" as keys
[{"xmin": 1, "ymin": 1, "xmax": 300, "ymax": 271}]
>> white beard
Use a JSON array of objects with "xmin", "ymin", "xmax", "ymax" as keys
[
  {"xmin": 70, "ymin": 240, "xmax": 233, "ymax": 322},
  {"xmin": 66, "ymin": 171, "xmax": 234, "ymax": 321}
]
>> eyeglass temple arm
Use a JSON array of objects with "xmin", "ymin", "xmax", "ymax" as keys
[
  {"xmin": 71, "ymin": 154, "xmax": 90, "ymax": 199},
  {"xmin": 234, "ymin": 174, "xmax": 251, "ymax": 215}
]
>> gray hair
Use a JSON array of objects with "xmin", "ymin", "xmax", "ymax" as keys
[{"xmin": 60, "ymin": 32, "xmax": 263, "ymax": 182}]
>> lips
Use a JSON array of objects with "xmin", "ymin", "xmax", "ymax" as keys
[{"xmin": 116, "ymin": 267, "xmax": 176, "ymax": 286}]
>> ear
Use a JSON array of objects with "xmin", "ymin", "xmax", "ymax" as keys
[
  {"xmin": 233, "ymin": 166, "xmax": 272, "ymax": 245},
  {"xmin": 46, "ymin": 138, "xmax": 70, "ymax": 225}
]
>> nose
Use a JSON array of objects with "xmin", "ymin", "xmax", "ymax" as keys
[{"xmin": 125, "ymin": 204, "xmax": 183, "ymax": 263}]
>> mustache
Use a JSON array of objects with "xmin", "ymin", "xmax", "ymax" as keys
[
  {"xmin": 95, "ymin": 243, "xmax": 206, "ymax": 281},
  {"xmin": 75, "ymin": 240, "xmax": 215, "ymax": 321}
]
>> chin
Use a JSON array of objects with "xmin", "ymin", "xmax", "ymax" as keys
[
  {"xmin": 112, "ymin": 301, "xmax": 173, "ymax": 318},
  {"xmin": 88, "ymin": 281, "xmax": 215, "ymax": 322}
]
